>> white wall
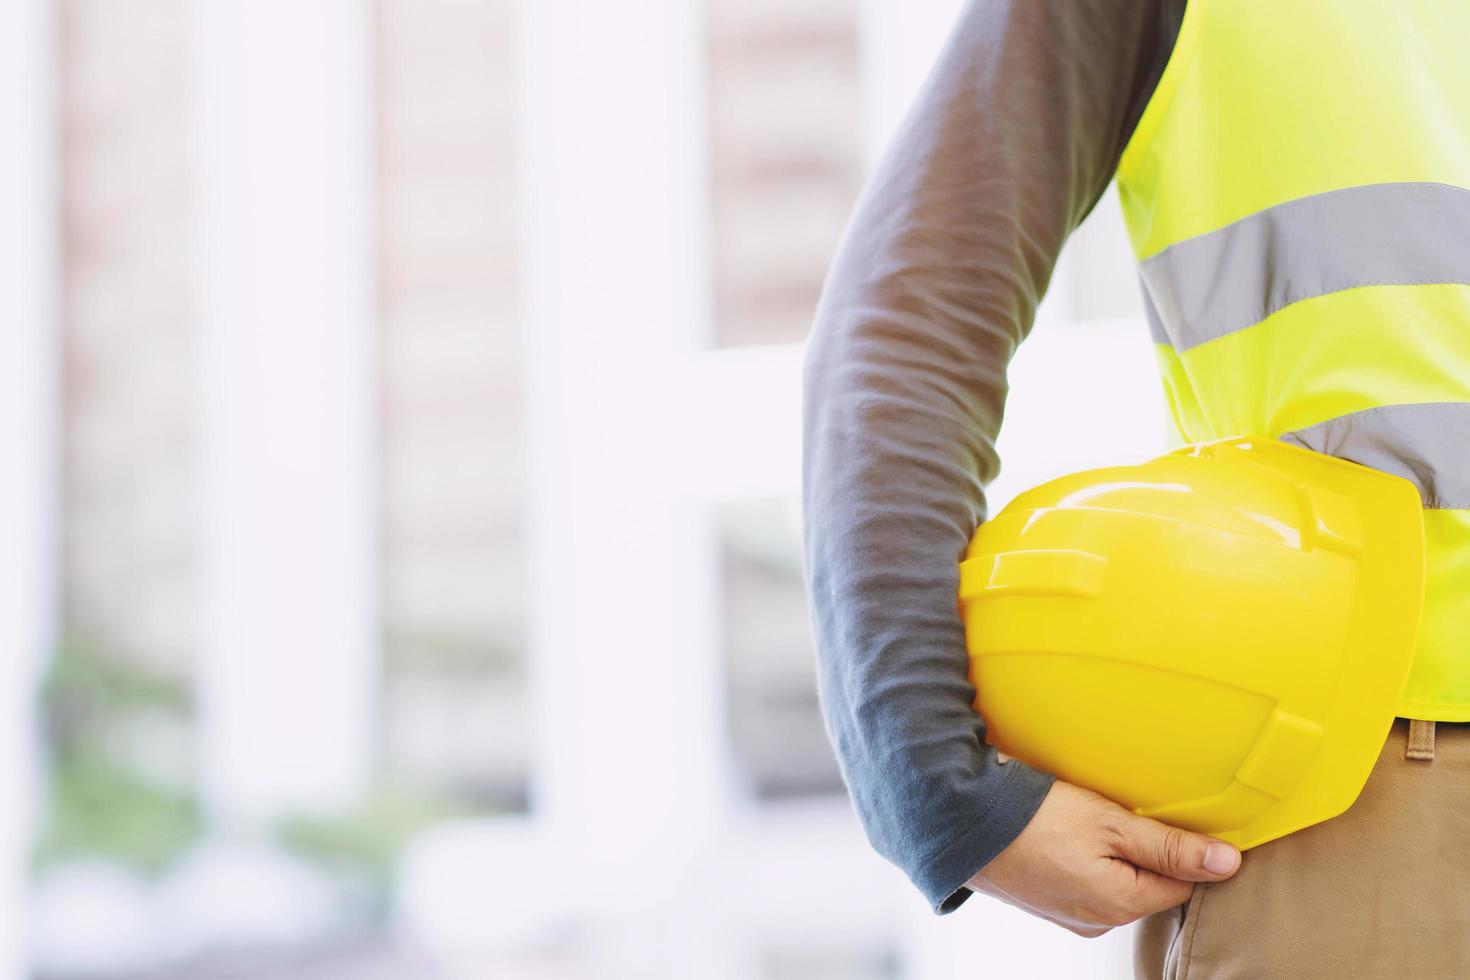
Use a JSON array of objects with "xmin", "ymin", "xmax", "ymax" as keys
[{"xmin": 0, "ymin": 1, "xmax": 58, "ymax": 975}]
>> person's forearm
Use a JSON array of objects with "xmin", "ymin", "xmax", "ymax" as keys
[{"xmin": 803, "ymin": 0, "xmax": 1182, "ymax": 911}]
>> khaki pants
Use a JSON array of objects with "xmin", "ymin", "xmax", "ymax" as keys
[{"xmin": 1136, "ymin": 719, "xmax": 1470, "ymax": 979}]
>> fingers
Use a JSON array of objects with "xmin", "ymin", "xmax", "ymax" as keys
[
  {"xmin": 1109, "ymin": 810, "xmax": 1241, "ymax": 883},
  {"xmin": 1118, "ymin": 864, "xmax": 1194, "ymax": 918},
  {"xmin": 972, "ymin": 781, "xmax": 1241, "ymax": 937}
]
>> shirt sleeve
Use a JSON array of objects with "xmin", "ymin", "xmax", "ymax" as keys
[{"xmin": 801, "ymin": 0, "xmax": 1184, "ymax": 913}]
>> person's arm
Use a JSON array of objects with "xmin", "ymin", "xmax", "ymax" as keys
[{"xmin": 803, "ymin": 0, "xmax": 1194, "ymax": 915}]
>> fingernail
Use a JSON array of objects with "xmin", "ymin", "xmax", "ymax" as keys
[{"xmin": 1203, "ymin": 842, "xmax": 1238, "ymax": 875}]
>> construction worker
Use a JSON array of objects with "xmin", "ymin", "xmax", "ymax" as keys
[{"xmin": 802, "ymin": 1, "xmax": 1470, "ymax": 976}]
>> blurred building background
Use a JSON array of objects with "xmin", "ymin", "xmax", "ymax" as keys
[{"xmin": 1, "ymin": 1, "xmax": 1168, "ymax": 978}]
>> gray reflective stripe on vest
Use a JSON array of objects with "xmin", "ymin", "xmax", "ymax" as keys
[
  {"xmin": 1140, "ymin": 182, "xmax": 1470, "ymax": 352},
  {"xmin": 1141, "ymin": 287, "xmax": 1171, "ymax": 346},
  {"xmin": 1279, "ymin": 402, "xmax": 1470, "ymax": 509}
]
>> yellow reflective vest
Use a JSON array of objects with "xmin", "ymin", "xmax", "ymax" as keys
[{"xmin": 1116, "ymin": 0, "xmax": 1470, "ymax": 719}]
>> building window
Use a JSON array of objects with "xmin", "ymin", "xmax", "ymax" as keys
[
  {"xmin": 706, "ymin": 0, "xmax": 862, "ymax": 348},
  {"xmin": 377, "ymin": 0, "xmax": 528, "ymax": 813}
]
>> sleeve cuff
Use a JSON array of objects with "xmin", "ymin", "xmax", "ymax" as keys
[{"xmin": 916, "ymin": 761, "xmax": 1056, "ymax": 914}]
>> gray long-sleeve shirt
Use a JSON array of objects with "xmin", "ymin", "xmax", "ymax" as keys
[{"xmin": 803, "ymin": 0, "xmax": 1185, "ymax": 913}]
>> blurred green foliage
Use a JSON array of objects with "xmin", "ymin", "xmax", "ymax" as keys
[
  {"xmin": 35, "ymin": 640, "xmax": 202, "ymax": 875},
  {"xmin": 275, "ymin": 789, "xmax": 467, "ymax": 919},
  {"xmin": 36, "ymin": 756, "xmax": 201, "ymax": 874},
  {"xmin": 36, "ymin": 639, "xmax": 486, "ymax": 917}
]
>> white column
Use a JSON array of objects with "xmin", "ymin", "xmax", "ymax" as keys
[
  {"xmin": 517, "ymin": 0, "xmax": 726, "ymax": 904},
  {"xmin": 193, "ymin": 0, "xmax": 377, "ymax": 822},
  {"xmin": 0, "ymin": 0, "xmax": 58, "ymax": 974},
  {"xmin": 856, "ymin": 0, "xmax": 967, "ymax": 167}
]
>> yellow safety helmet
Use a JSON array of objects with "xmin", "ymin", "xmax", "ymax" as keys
[{"xmin": 959, "ymin": 437, "xmax": 1425, "ymax": 849}]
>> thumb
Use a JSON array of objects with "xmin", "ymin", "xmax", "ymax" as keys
[{"xmin": 1111, "ymin": 812, "xmax": 1241, "ymax": 883}]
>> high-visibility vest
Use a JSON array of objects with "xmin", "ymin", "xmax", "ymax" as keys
[{"xmin": 1116, "ymin": 0, "xmax": 1470, "ymax": 720}]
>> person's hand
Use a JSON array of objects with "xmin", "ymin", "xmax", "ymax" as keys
[{"xmin": 967, "ymin": 778, "xmax": 1242, "ymax": 937}]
